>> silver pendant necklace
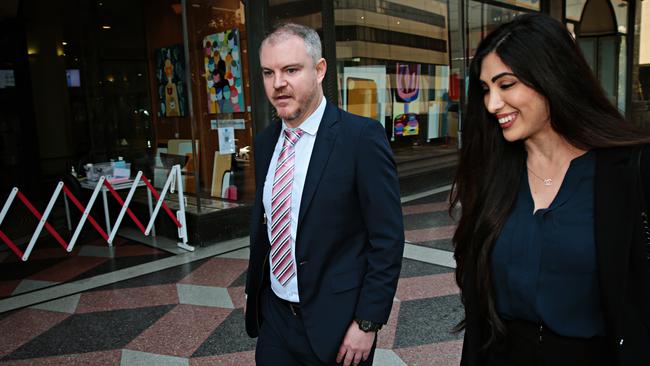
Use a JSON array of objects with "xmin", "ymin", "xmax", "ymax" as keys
[{"xmin": 527, "ymin": 167, "xmax": 553, "ymax": 186}]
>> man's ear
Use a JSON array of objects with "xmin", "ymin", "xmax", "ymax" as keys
[{"xmin": 315, "ymin": 58, "xmax": 327, "ymax": 83}]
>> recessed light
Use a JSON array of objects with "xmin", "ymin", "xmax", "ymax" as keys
[
  {"xmin": 102, "ymin": 25, "xmax": 111, "ymax": 30},
  {"xmin": 62, "ymin": 41, "xmax": 67, "ymax": 45}
]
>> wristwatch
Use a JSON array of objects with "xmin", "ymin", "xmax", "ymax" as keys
[{"xmin": 355, "ymin": 318, "xmax": 382, "ymax": 333}]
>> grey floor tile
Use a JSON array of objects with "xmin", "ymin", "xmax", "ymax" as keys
[
  {"xmin": 121, "ymin": 349, "xmax": 189, "ymax": 366},
  {"xmin": 30, "ymin": 294, "xmax": 80, "ymax": 314},
  {"xmin": 373, "ymin": 348, "xmax": 407, "ymax": 366},
  {"xmin": 176, "ymin": 284, "xmax": 234, "ymax": 308},
  {"xmin": 403, "ymin": 244, "xmax": 456, "ymax": 269},
  {"xmin": 218, "ymin": 247, "xmax": 250, "ymax": 260}
]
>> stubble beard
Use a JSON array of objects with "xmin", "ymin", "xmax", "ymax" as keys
[{"xmin": 279, "ymin": 87, "xmax": 318, "ymax": 125}]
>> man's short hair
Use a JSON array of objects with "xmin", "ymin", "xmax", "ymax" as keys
[{"xmin": 260, "ymin": 23, "xmax": 322, "ymax": 65}]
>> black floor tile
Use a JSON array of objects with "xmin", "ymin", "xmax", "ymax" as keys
[
  {"xmin": 229, "ymin": 271, "xmax": 247, "ymax": 287},
  {"xmin": 0, "ymin": 257, "xmax": 67, "ymax": 281},
  {"xmin": 403, "ymin": 211, "xmax": 455, "ymax": 231},
  {"xmin": 399, "ymin": 167, "xmax": 456, "ymax": 197},
  {"xmin": 71, "ymin": 253, "xmax": 172, "ymax": 282},
  {"xmin": 91, "ymin": 259, "xmax": 209, "ymax": 291},
  {"xmin": 399, "ymin": 258, "xmax": 453, "ymax": 278},
  {"xmin": 192, "ymin": 308, "xmax": 256, "ymax": 357},
  {"xmin": 393, "ymin": 294, "xmax": 464, "ymax": 348},
  {"xmin": 2, "ymin": 304, "xmax": 175, "ymax": 360}
]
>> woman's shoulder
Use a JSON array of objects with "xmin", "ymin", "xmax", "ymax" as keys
[{"xmin": 593, "ymin": 144, "xmax": 649, "ymax": 159}]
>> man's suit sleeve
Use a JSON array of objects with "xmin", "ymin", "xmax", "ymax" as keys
[{"xmin": 353, "ymin": 119, "xmax": 405, "ymax": 324}]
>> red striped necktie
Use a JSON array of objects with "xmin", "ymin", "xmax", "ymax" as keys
[{"xmin": 270, "ymin": 128, "xmax": 304, "ymax": 286}]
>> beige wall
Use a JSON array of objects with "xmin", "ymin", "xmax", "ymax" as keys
[{"xmin": 641, "ymin": 0, "xmax": 650, "ymax": 65}]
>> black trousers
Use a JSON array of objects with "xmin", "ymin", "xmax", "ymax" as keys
[
  {"xmin": 255, "ymin": 288, "xmax": 376, "ymax": 366},
  {"xmin": 485, "ymin": 320, "xmax": 614, "ymax": 366}
]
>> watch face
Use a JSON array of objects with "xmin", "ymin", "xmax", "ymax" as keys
[{"xmin": 361, "ymin": 320, "xmax": 372, "ymax": 331}]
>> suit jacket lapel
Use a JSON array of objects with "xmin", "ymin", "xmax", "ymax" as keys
[
  {"xmin": 257, "ymin": 121, "xmax": 282, "ymax": 194},
  {"xmin": 594, "ymin": 147, "xmax": 635, "ymax": 336},
  {"xmin": 298, "ymin": 103, "xmax": 339, "ymax": 228}
]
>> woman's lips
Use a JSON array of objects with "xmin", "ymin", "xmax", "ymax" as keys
[{"xmin": 497, "ymin": 112, "xmax": 517, "ymax": 129}]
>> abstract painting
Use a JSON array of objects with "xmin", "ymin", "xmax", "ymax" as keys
[{"xmin": 203, "ymin": 28, "xmax": 244, "ymax": 114}]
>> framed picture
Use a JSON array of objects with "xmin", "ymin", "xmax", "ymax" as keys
[
  {"xmin": 203, "ymin": 28, "xmax": 245, "ymax": 114},
  {"xmin": 155, "ymin": 45, "xmax": 188, "ymax": 117}
]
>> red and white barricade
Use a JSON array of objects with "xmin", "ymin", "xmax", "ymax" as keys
[{"xmin": 0, "ymin": 164, "xmax": 193, "ymax": 261}]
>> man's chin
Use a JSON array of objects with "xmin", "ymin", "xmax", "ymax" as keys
[{"xmin": 277, "ymin": 110, "xmax": 301, "ymax": 123}]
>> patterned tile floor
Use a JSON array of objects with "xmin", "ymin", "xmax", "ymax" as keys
[{"xmin": 0, "ymin": 187, "xmax": 462, "ymax": 365}]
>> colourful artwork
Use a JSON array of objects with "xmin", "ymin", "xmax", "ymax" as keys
[
  {"xmin": 155, "ymin": 45, "xmax": 187, "ymax": 117},
  {"xmin": 394, "ymin": 113, "xmax": 419, "ymax": 136},
  {"xmin": 203, "ymin": 28, "xmax": 244, "ymax": 114},
  {"xmin": 395, "ymin": 63, "xmax": 421, "ymax": 136}
]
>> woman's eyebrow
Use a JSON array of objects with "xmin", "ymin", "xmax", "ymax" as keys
[{"xmin": 491, "ymin": 72, "xmax": 516, "ymax": 83}]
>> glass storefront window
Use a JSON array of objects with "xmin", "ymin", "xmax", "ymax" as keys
[
  {"xmin": 467, "ymin": 2, "xmax": 524, "ymax": 57},
  {"xmin": 566, "ymin": 0, "xmax": 589, "ymax": 21},
  {"xmin": 491, "ymin": 0, "xmax": 540, "ymax": 11},
  {"xmin": 334, "ymin": 0, "xmax": 457, "ymax": 150}
]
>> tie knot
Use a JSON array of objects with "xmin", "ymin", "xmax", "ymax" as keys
[{"xmin": 284, "ymin": 128, "xmax": 304, "ymax": 146}]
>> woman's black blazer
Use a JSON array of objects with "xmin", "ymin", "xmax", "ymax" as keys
[{"xmin": 460, "ymin": 146, "xmax": 650, "ymax": 365}]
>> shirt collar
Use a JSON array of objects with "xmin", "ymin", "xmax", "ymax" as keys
[{"xmin": 282, "ymin": 96, "xmax": 326, "ymax": 136}]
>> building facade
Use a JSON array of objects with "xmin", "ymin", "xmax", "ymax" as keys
[{"xmin": 0, "ymin": 0, "xmax": 648, "ymax": 215}]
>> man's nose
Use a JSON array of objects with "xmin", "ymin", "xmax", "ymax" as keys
[
  {"xmin": 273, "ymin": 74, "xmax": 287, "ymax": 89},
  {"xmin": 485, "ymin": 92, "xmax": 504, "ymax": 114}
]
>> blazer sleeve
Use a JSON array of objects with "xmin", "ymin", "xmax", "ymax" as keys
[{"xmin": 353, "ymin": 119, "xmax": 405, "ymax": 324}]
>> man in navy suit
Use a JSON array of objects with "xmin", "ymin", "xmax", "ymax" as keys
[{"xmin": 245, "ymin": 23, "xmax": 404, "ymax": 366}]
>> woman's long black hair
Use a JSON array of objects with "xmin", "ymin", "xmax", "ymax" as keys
[{"xmin": 450, "ymin": 13, "xmax": 650, "ymax": 348}]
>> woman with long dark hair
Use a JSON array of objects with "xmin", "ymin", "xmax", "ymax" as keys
[{"xmin": 451, "ymin": 13, "xmax": 650, "ymax": 365}]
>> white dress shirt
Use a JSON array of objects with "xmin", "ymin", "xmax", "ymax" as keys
[{"xmin": 263, "ymin": 96, "xmax": 326, "ymax": 302}]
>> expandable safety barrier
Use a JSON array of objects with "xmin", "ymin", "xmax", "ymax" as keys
[{"xmin": 0, "ymin": 164, "xmax": 194, "ymax": 261}]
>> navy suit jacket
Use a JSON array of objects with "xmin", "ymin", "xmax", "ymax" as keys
[
  {"xmin": 245, "ymin": 102, "xmax": 405, "ymax": 363},
  {"xmin": 460, "ymin": 145, "xmax": 650, "ymax": 365}
]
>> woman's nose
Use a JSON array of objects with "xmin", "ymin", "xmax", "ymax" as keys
[{"xmin": 485, "ymin": 91, "xmax": 504, "ymax": 113}]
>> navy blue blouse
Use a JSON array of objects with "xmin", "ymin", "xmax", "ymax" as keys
[{"xmin": 491, "ymin": 151, "xmax": 606, "ymax": 338}]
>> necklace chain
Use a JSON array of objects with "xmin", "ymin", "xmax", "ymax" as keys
[{"xmin": 527, "ymin": 167, "xmax": 553, "ymax": 186}]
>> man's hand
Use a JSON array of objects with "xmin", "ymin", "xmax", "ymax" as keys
[{"xmin": 336, "ymin": 322, "xmax": 375, "ymax": 366}]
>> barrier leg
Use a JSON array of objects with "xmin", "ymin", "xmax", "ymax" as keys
[
  {"xmin": 147, "ymin": 188, "xmax": 156, "ymax": 237},
  {"xmin": 102, "ymin": 189, "xmax": 111, "ymax": 245},
  {"xmin": 63, "ymin": 194, "xmax": 72, "ymax": 231},
  {"xmin": 174, "ymin": 165, "xmax": 194, "ymax": 252}
]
